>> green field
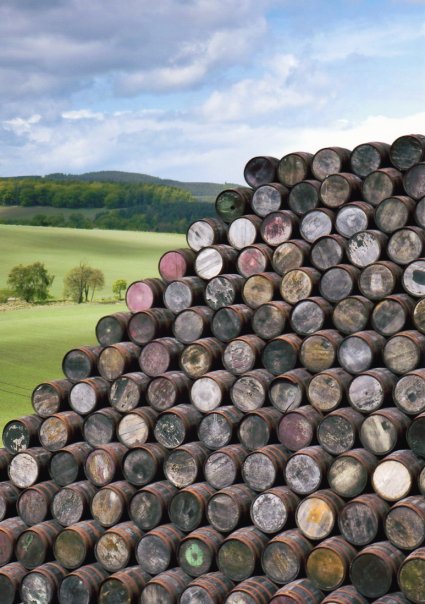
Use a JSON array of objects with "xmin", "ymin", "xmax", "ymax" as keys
[
  {"xmin": 0, "ymin": 224, "xmax": 185, "ymax": 298},
  {"xmin": 0, "ymin": 205, "xmax": 101, "ymax": 220}
]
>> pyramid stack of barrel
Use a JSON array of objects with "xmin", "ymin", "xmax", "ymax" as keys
[{"xmin": 3, "ymin": 135, "xmax": 425, "ymax": 604}]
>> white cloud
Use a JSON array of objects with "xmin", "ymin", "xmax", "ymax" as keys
[{"xmin": 62, "ymin": 110, "xmax": 104, "ymax": 121}]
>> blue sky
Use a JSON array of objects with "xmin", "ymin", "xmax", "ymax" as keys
[{"xmin": 0, "ymin": 0, "xmax": 424, "ymax": 182}]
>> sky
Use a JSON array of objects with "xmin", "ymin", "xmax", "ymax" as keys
[{"xmin": 0, "ymin": 0, "xmax": 424, "ymax": 183}]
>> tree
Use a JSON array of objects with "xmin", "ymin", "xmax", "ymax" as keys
[
  {"xmin": 112, "ymin": 279, "xmax": 127, "ymax": 300},
  {"xmin": 64, "ymin": 262, "xmax": 105, "ymax": 303},
  {"xmin": 7, "ymin": 262, "xmax": 54, "ymax": 303}
]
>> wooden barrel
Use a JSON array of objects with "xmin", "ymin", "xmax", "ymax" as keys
[
  {"xmin": 312, "ymin": 147, "xmax": 351, "ymax": 181},
  {"xmin": 296, "ymin": 489, "xmax": 344, "ymax": 541},
  {"xmin": 385, "ymin": 496, "xmax": 425, "ymax": 550},
  {"xmin": 244, "ymin": 156, "xmax": 279, "ymax": 188},
  {"xmin": 169, "ymin": 482, "xmax": 216, "ymax": 532},
  {"xmin": 225, "ymin": 576, "xmax": 278, "ymax": 604},
  {"xmin": 375, "ymin": 196, "xmax": 416, "ymax": 233},
  {"xmin": 242, "ymin": 273, "xmax": 281, "ymax": 308},
  {"xmin": 217, "ymin": 526, "xmax": 268, "ymax": 582},
  {"xmin": 91, "ymin": 481, "xmax": 136, "ymax": 527},
  {"xmin": 413, "ymin": 297, "xmax": 425, "ymax": 333},
  {"xmin": 223, "ymin": 335, "xmax": 265, "ymax": 375},
  {"xmin": 335, "ymin": 201, "xmax": 373, "ymax": 238},
  {"xmin": 252, "ymin": 301, "xmax": 291, "ymax": 340},
  {"xmin": 195, "ymin": 245, "xmax": 238, "ymax": 280},
  {"xmin": 407, "ymin": 411, "xmax": 425, "ymax": 456},
  {"xmin": 84, "ymin": 443, "xmax": 128, "ymax": 487},
  {"xmin": 230, "ymin": 369, "xmax": 273, "ymax": 412},
  {"xmin": 321, "ymin": 586, "xmax": 368, "ymax": 604},
  {"xmin": 116, "ymin": 407, "xmax": 158, "ymax": 448},
  {"xmin": 403, "ymin": 162, "xmax": 425, "ymax": 200},
  {"xmin": 17, "ymin": 480, "xmax": 60, "ymax": 526},
  {"xmin": 238, "ymin": 408, "xmax": 282, "ymax": 451},
  {"xmin": 398, "ymin": 547, "xmax": 425, "ymax": 604},
  {"xmin": 212, "ymin": 304, "xmax": 254, "ymax": 342},
  {"xmin": 128, "ymin": 308, "xmax": 174, "ymax": 345},
  {"xmin": 319, "ymin": 264, "xmax": 360, "ymax": 303},
  {"xmin": 154, "ymin": 405, "xmax": 202, "ymax": 449},
  {"xmin": 338, "ymin": 330, "xmax": 386, "ymax": 374},
  {"xmin": 0, "ymin": 518, "xmax": 28, "ymax": 566},
  {"xmin": 9, "ymin": 447, "xmax": 52, "ymax": 489},
  {"xmin": 349, "ymin": 541, "xmax": 405, "ymax": 599},
  {"xmin": 204, "ymin": 274, "xmax": 245, "ymax": 310},
  {"xmin": 62, "ymin": 346, "xmax": 103, "ymax": 381},
  {"xmin": 38, "ymin": 411, "xmax": 83, "ymax": 452},
  {"xmin": 58, "ymin": 563, "xmax": 109, "ymax": 604},
  {"xmin": 317, "ymin": 408, "xmax": 363, "ymax": 455},
  {"xmin": 164, "ymin": 277, "xmax": 206, "ymax": 313},
  {"xmin": 272, "ymin": 240, "xmax": 311, "ymax": 275},
  {"xmin": 198, "ymin": 406, "xmax": 243, "ymax": 450},
  {"xmin": 269, "ymin": 369, "xmax": 312, "ymax": 413},
  {"xmin": 173, "ymin": 306, "xmax": 213, "ymax": 344},
  {"xmin": 49, "ymin": 442, "xmax": 93, "ymax": 486},
  {"xmin": 311, "ymin": 234, "xmax": 346, "ymax": 271},
  {"xmin": 250, "ymin": 486, "xmax": 299, "ymax": 534},
  {"xmin": 260, "ymin": 211, "xmax": 299, "ymax": 247},
  {"xmin": 372, "ymin": 294, "xmax": 414, "ymax": 336},
  {"xmin": 328, "ymin": 448, "xmax": 378, "ymax": 498},
  {"xmin": 54, "ymin": 519, "xmax": 105, "ymax": 570},
  {"xmin": 306, "ymin": 536, "xmax": 357, "ymax": 592},
  {"xmin": 278, "ymin": 153, "xmax": 313, "ymax": 187},
  {"xmin": 129, "ymin": 480, "xmax": 177, "ymax": 531},
  {"xmin": 320, "ymin": 173, "xmax": 362, "ymax": 208},
  {"xmin": 141, "ymin": 568, "xmax": 192, "ymax": 604},
  {"xmin": 122, "ymin": 442, "xmax": 167, "ymax": 487},
  {"xmin": 69, "ymin": 377, "xmax": 110, "ymax": 415},
  {"xmin": 290, "ymin": 297, "xmax": 332, "ymax": 336},
  {"xmin": 95, "ymin": 521, "xmax": 142, "ymax": 572},
  {"xmin": 359, "ymin": 261, "xmax": 402, "ymax": 300},
  {"xmin": 388, "ymin": 226, "xmax": 425, "ymax": 266},
  {"xmin": 278, "ymin": 406, "xmax": 322, "ymax": 451},
  {"xmin": 190, "ymin": 370, "xmax": 235, "ymax": 413},
  {"xmin": 159, "ymin": 249, "xmax": 196, "ymax": 283},
  {"xmin": 348, "ymin": 368, "xmax": 397, "ymax": 414},
  {"xmin": 207, "ymin": 484, "xmax": 254, "ymax": 533},
  {"xmin": 52, "ymin": 481, "xmax": 97, "ymax": 527},
  {"xmin": 21, "ymin": 562, "xmax": 68, "ymax": 604},
  {"xmin": 372, "ymin": 449, "xmax": 424, "ymax": 502},
  {"xmin": 178, "ymin": 525, "xmax": 224, "ymax": 577},
  {"xmin": 237, "ymin": 243, "xmax": 273, "ymax": 277},
  {"xmin": 98, "ymin": 342, "xmax": 141, "ymax": 381},
  {"xmin": 126, "ymin": 278, "xmax": 166, "ymax": 312},
  {"xmin": 338, "ymin": 494, "xmax": 390, "ymax": 546},
  {"xmin": 140, "ymin": 337, "xmax": 184, "ymax": 377},
  {"xmin": 137, "ymin": 523, "xmax": 183, "ymax": 575},
  {"xmin": 384, "ymin": 330, "xmax": 425, "ymax": 374},
  {"xmin": 350, "ymin": 141, "xmax": 390, "ymax": 177},
  {"xmin": 16, "ymin": 520, "xmax": 62, "ymax": 569},
  {"xmin": 180, "ymin": 338, "xmax": 225, "ymax": 379},
  {"xmin": 164, "ymin": 442, "xmax": 209, "ymax": 488},
  {"xmin": 300, "ymin": 329, "xmax": 343, "ymax": 373},
  {"xmin": 215, "ymin": 188, "xmax": 254, "ymax": 223},
  {"xmin": 83, "ymin": 408, "xmax": 121, "ymax": 447},
  {"xmin": 403, "ymin": 258, "xmax": 425, "ymax": 297},
  {"xmin": 32, "ymin": 379, "xmax": 72, "ymax": 418},
  {"xmin": 284, "ymin": 446, "xmax": 333, "ymax": 496},
  {"xmin": 362, "ymin": 168, "xmax": 403, "ymax": 206},
  {"xmin": 373, "ymin": 594, "xmax": 410, "ymax": 604},
  {"xmin": 242, "ymin": 444, "xmax": 289, "ymax": 492},
  {"xmin": 146, "ymin": 371, "xmax": 191, "ymax": 412},
  {"xmin": 251, "ymin": 182, "xmax": 288, "ymax": 217},
  {"xmin": 98, "ymin": 566, "xmax": 151, "ymax": 604},
  {"xmin": 280, "ymin": 267, "xmax": 321, "ymax": 305},
  {"xmin": 228, "ymin": 215, "xmax": 262, "ymax": 250},
  {"xmin": 347, "ymin": 230, "xmax": 388, "ymax": 268},
  {"xmin": 415, "ymin": 197, "xmax": 425, "ymax": 228},
  {"xmin": 308, "ymin": 368, "xmax": 352, "ymax": 413},
  {"xmin": 187, "ymin": 218, "xmax": 228, "ymax": 252},
  {"xmin": 262, "ymin": 334, "xmax": 302, "ymax": 376},
  {"xmin": 288, "ymin": 180, "xmax": 321, "ymax": 216},
  {"xmin": 360, "ymin": 408, "xmax": 411, "ymax": 456},
  {"xmin": 333, "ymin": 296, "xmax": 374, "ymax": 335},
  {"xmin": 204, "ymin": 444, "xmax": 248, "ymax": 489},
  {"xmin": 2, "ymin": 414, "xmax": 42, "ymax": 454},
  {"xmin": 0, "ymin": 482, "xmax": 20, "ymax": 522},
  {"xmin": 262, "ymin": 530, "xmax": 313, "ymax": 585},
  {"xmin": 270, "ymin": 578, "xmax": 324, "ymax": 603},
  {"xmin": 390, "ymin": 134, "xmax": 425, "ymax": 170},
  {"xmin": 95, "ymin": 312, "xmax": 131, "ymax": 346},
  {"xmin": 394, "ymin": 369, "xmax": 425, "ymax": 415},
  {"xmin": 180, "ymin": 572, "xmax": 234, "ymax": 604},
  {"xmin": 108, "ymin": 372, "xmax": 150, "ymax": 413}
]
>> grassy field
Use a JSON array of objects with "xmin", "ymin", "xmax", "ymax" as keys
[
  {"xmin": 0, "ymin": 224, "xmax": 185, "ymax": 298},
  {"xmin": 0, "ymin": 205, "xmax": 101, "ymax": 221}
]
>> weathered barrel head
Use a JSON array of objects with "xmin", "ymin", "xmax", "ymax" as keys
[
  {"xmin": 32, "ymin": 380, "xmax": 72, "ymax": 418},
  {"xmin": 9, "ymin": 449, "xmax": 51, "ymax": 489},
  {"xmin": 174, "ymin": 307, "xmax": 213, "ymax": 344},
  {"xmin": 62, "ymin": 347, "xmax": 100, "ymax": 382},
  {"xmin": 204, "ymin": 274, "xmax": 244, "ymax": 310},
  {"xmin": 251, "ymin": 182, "xmax": 288, "ymax": 216},
  {"xmin": 198, "ymin": 407, "xmax": 242, "ymax": 450},
  {"xmin": 272, "ymin": 241, "xmax": 309, "ymax": 275},
  {"xmin": 333, "ymin": 296, "xmax": 372, "ymax": 335},
  {"xmin": 328, "ymin": 454, "xmax": 371, "ymax": 498},
  {"xmin": 385, "ymin": 497, "xmax": 425, "ymax": 550},
  {"xmin": 306, "ymin": 537, "xmax": 356, "ymax": 592},
  {"xmin": 398, "ymin": 549, "xmax": 425, "ymax": 604},
  {"xmin": 290, "ymin": 299, "xmax": 329, "ymax": 336},
  {"xmin": 372, "ymin": 459, "xmax": 414, "ymax": 502},
  {"xmin": 347, "ymin": 230, "xmax": 387, "ymax": 268},
  {"xmin": 215, "ymin": 188, "xmax": 252, "ymax": 223},
  {"xmin": 338, "ymin": 496, "xmax": 387, "ymax": 547},
  {"xmin": 285, "ymin": 448, "xmax": 332, "ymax": 496},
  {"xmin": 319, "ymin": 265, "xmax": 358, "ymax": 303},
  {"xmin": 279, "ymin": 153, "xmax": 313, "ymax": 188},
  {"xmin": 244, "ymin": 156, "xmax": 279, "ymax": 188},
  {"xmin": 231, "ymin": 369, "xmax": 271, "ymax": 412},
  {"xmin": 228, "ymin": 216, "xmax": 261, "ymax": 250},
  {"xmin": 187, "ymin": 218, "xmax": 227, "ymax": 252},
  {"xmin": 395, "ymin": 371, "xmax": 425, "ymax": 415},
  {"xmin": 96, "ymin": 313, "xmax": 130, "ymax": 346},
  {"xmin": 359, "ymin": 261, "xmax": 401, "ymax": 300},
  {"xmin": 126, "ymin": 278, "xmax": 165, "ymax": 313},
  {"xmin": 350, "ymin": 141, "xmax": 390, "ymax": 177},
  {"xmin": 390, "ymin": 134, "xmax": 425, "ymax": 170},
  {"xmin": 336, "ymin": 203, "xmax": 370, "ymax": 238},
  {"xmin": 384, "ymin": 332, "xmax": 425, "ymax": 375},
  {"xmin": 52, "ymin": 481, "xmax": 96, "ymax": 526},
  {"xmin": 204, "ymin": 445, "xmax": 247, "ymax": 490},
  {"xmin": 262, "ymin": 335, "xmax": 301, "ymax": 376},
  {"xmin": 164, "ymin": 444, "xmax": 207, "ymax": 488},
  {"xmin": 262, "ymin": 532, "xmax": 312, "ymax": 586},
  {"xmin": 312, "ymin": 147, "xmax": 350, "ymax": 181},
  {"xmin": 350, "ymin": 543, "xmax": 405, "ymax": 599},
  {"xmin": 251, "ymin": 491, "xmax": 291, "ymax": 534},
  {"xmin": 269, "ymin": 370, "xmax": 310, "ymax": 413},
  {"xmin": 308, "ymin": 369, "xmax": 351, "ymax": 413},
  {"xmin": 375, "ymin": 196, "xmax": 414, "ymax": 233},
  {"xmin": 70, "ymin": 378, "xmax": 108, "ymax": 415},
  {"xmin": 403, "ymin": 259, "xmax": 425, "ymax": 297},
  {"xmin": 404, "ymin": 162, "xmax": 425, "ymax": 200}
]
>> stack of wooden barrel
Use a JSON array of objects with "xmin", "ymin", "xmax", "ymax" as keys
[{"xmin": 2, "ymin": 134, "xmax": 425, "ymax": 603}]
